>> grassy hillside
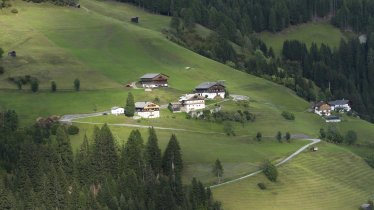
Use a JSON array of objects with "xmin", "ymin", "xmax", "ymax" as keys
[
  {"xmin": 213, "ymin": 143, "xmax": 374, "ymax": 210},
  {"xmin": 259, "ymin": 22, "xmax": 347, "ymax": 55}
]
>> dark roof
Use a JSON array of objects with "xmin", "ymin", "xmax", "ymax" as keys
[
  {"xmin": 325, "ymin": 115, "xmax": 340, "ymax": 120},
  {"xmin": 329, "ymin": 99, "xmax": 350, "ymax": 106},
  {"xmin": 195, "ymin": 82, "xmax": 225, "ymax": 90}
]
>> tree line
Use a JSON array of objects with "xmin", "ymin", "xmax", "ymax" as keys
[{"xmin": 0, "ymin": 110, "xmax": 221, "ymax": 210}]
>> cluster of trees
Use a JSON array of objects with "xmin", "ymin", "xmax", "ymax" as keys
[
  {"xmin": 282, "ymin": 37, "xmax": 374, "ymax": 122},
  {"xmin": 23, "ymin": 0, "xmax": 78, "ymax": 6},
  {"xmin": 190, "ymin": 109, "xmax": 255, "ymax": 124},
  {"xmin": 319, "ymin": 126, "xmax": 357, "ymax": 144},
  {"xmin": 0, "ymin": 110, "xmax": 221, "ymax": 209},
  {"xmin": 276, "ymin": 131, "xmax": 292, "ymax": 143}
]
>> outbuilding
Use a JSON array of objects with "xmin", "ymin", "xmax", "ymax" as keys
[{"xmin": 111, "ymin": 107, "xmax": 125, "ymax": 116}]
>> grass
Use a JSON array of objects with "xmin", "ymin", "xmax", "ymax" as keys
[
  {"xmin": 212, "ymin": 143, "xmax": 374, "ymax": 210},
  {"xmin": 259, "ymin": 22, "xmax": 347, "ymax": 55},
  {"xmin": 68, "ymin": 123, "xmax": 308, "ymax": 184}
]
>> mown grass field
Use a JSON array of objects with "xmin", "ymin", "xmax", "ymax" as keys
[
  {"xmin": 212, "ymin": 143, "xmax": 374, "ymax": 210},
  {"xmin": 259, "ymin": 22, "xmax": 347, "ymax": 55},
  {"xmin": 0, "ymin": 1, "xmax": 373, "ymax": 209}
]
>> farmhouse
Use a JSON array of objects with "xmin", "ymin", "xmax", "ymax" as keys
[
  {"xmin": 179, "ymin": 94, "xmax": 205, "ymax": 113},
  {"xmin": 194, "ymin": 81, "xmax": 226, "ymax": 99},
  {"xmin": 314, "ymin": 102, "xmax": 331, "ymax": 116},
  {"xmin": 111, "ymin": 107, "xmax": 124, "ymax": 116},
  {"xmin": 140, "ymin": 73, "xmax": 169, "ymax": 88},
  {"xmin": 135, "ymin": 102, "xmax": 160, "ymax": 118},
  {"xmin": 329, "ymin": 99, "xmax": 351, "ymax": 112}
]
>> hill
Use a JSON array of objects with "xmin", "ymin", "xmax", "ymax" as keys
[
  {"xmin": 212, "ymin": 143, "xmax": 374, "ymax": 210},
  {"xmin": 0, "ymin": 1, "xmax": 373, "ymax": 209}
]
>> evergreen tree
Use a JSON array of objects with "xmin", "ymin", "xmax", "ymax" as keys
[
  {"xmin": 125, "ymin": 92, "xmax": 135, "ymax": 117},
  {"xmin": 285, "ymin": 132, "xmax": 291, "ymax": 143},
  {"xmin": 51, "ymin": 81, "xmax": 57, "ymax": 92},
  {"xmin": 276, "ymin": 131, "xmax": 282, "ymax": 142},
  {"xmin": 74, "ymin": 78, "xmax": 80, "ymax": 91},
  {"xmin": 31, "ymin": 79, "xmax": 39, "ymax": 93},
  {"xmin": 212, "ymin": 159, "xmax": 224, "ymax": 184},
  {"xmin": 145, "ymin": 127, "xmax": 162, "ymax": 175},
  {"xmin": 56, "ymin": 126, "xmax": 74, "ymax": 177},
  {"xmin": 256, "ymin": 132, "xmax": 262, "ymax": 142},
  {"xmin": 121, "ymin": 129, "xmax": 144, "ymax": 179}
]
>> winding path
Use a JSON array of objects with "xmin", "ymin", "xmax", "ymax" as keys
[{"xmin": 209, "ymin": 138, "xmax": 321, "ymax": 189}]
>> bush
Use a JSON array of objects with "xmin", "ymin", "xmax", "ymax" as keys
[
  {"xmin": 67, "ymin": 125, "xmax": 79, "ymax": 135},
  {"xmin": 257, "ymin": 183, "xmax": 266, "ymax": 190},
  {"xmin": 51, "ymin": 124, "xmax": 60, "ymax": 135},
  {"xmin": 344, "ymin": 130, "xmax": 357, "ymax": 145},
  {"xmin": 11, "ymin": 8, "xmax": 18, "ymax": 14},
  {"xmin": 0, "ymin": 66, "xmax": 4, "ymax": 74},
  {"xmin": 30, "ymin": 79, "xmax": 39, "ymax": 92},
  {"xmin": 262, "ymin": 160, "xmax": 278, "ymax": 182},
  {"xmin": 281, "ymin": 111, "xmax": 295, "ymax": 120}
]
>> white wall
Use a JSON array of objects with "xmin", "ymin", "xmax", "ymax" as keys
[
  {"xmin": 198, "ymin": 92, "xmax": 225, "ymax": 99},
  {"xmin": 137, "ymin": 111, "xmax": 160, "ymax": 118},
  {"xmin": 111, "ymin": 108, "xmax": 124, "ymax": 115}
]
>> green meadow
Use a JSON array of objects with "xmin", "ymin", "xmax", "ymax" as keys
[{"xmin": 0, "ymin": 1, "xmax": 373, "ymax": 209}]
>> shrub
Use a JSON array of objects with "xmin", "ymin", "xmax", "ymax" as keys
[
  {"xmin": 30, "ymin": 79, "xmax": 39, "ymax": 92},
  {"xmin": 11, "ymin": 8, "xmax": 18, "ymax": 14},
  {"xmin": 344, "ymin": 130, "xmax": 357, "ymax": 145},
  {"xmin": 0, "ymin": 66, "xmax": 4, "ymax": 74},
  {"xmin": 281, "ymin": 111, "xmax": 295, "ymax": 120},
  {"xmin": 262, "ymin": 160, "xmax": 278, "ymax": 182},
  {"xmin": 67, "ymin": 125, "xmax": 79, "ymax": 135},
  {"xmin": 51, "ymin": 124, "xmax": 60, "ymax": 135},
  {"xmin": 257, "ymin": 183, "xmax": 266, "ymax": 190}
]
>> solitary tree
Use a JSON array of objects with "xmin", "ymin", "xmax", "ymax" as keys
[
  {"xmin": 30, "ymin": 79, "xmax": 39, "ymax": 92},
  {"xmin": 276, "ymin": 131, "xmax": 282, "ymax": 142},
  {"xmin": 74, "ymin": 78, "xmax": 80, "ymax": 91},
  {"xmin": 51, "ymin": 81, "xmax": 57, "ymax": 92},
  {"xmin": 345, "ymin": 130, "xmax": 357, "ymax": 145},
  {"xmin": 0, "ymin": 47, "xmax": 4, "ymax": 58},
  {"xmin": 125, "ymin": 92, "xmax": 135, "ymax": 117},
  {"xmin": 262, "ymin": 160, "xmax": 278, "ymax": 182},
  {"xmin": 212, "ymin": 159, "xmax": 224, "ymax": 184},
  {"xmin": 256, "ymin": 132, "xmax": 262, "ymax": 142},
  {"xmin": 285, "ymin": 132, "xmax": 291, "ymax": 143}
]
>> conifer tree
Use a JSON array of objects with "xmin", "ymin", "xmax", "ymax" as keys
[
  {"xmin": 125, "ymin": 92, "xmax": 135, "ymax": 117},
  {"xmin": 212, "ymin": 159, "xmax": 224, "ymax": 184},
  {"xmin": 145, "ymin": 127, "xmax": 162, "ymax": 175},
  {"xmin": 121, "ymin": 130, "xmax": 144, "ymax": 178},
  {"xmin": 56, "ymin": 126, "xmax": 74, "ymax": 177}
]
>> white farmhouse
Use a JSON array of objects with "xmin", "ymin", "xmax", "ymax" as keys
[
  {"xmin": 179, "ymin": 94, "xmax": 205, "ymax": 113},
  {"xmin": 313, "ymin": 101, "xmax": 332, "ymax": 116},
  {"xmin": 135, "ymin": 102, "xmax": 160, "ymax": 118},
  {"xmin": 194, "ymin": 82, "xmax": 226, "ymax": 99},
  {"xmin": 329, "ymin": 99, "xmax": 351, "ymax": 112},
  {"xmin": 111, "ymin": 107, "xmax": 124, "ymax": 116},
  {"xmin": 139, "ymin": 73, "xmax": 169, "ymax": 88}
]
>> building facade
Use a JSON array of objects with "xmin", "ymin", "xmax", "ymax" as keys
[
  {"xmin": 194, "ymin": 82, "xmax": 226, "ymax": 99},
  {"xmin": 135, "ymin": 102, "xmax": 160, "ymax": 118},
  {"xmin": 111, "ymin": 107, "xmax": 124, "ymax": 116},
  {"xmin": 179, "ymin": 94, "xmax": 205, "ymax": 113},
  {"xmin": 140, "ymin": 73, "xmax": 169, "ymax": 88}
]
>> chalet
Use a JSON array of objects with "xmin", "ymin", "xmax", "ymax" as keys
[
  {"xmin": 325, "ymin": 115, "xmax": 341, "ymax": 123},
  {"xmin": 314, "ymin": 101, "xmax": 331, "ymax": 116},
  {"xmin": 135, "ymin": 102, "xmax": 160, "ymax": 118},
  {"xmin": 168, "ymin": 102, "xmax": 182, "ymax": 113},
  {"xmin": 140, "ymin": 73, "xmax": 169, "ymax": 88},
  {"xmin": 179, "ymin": 94, "xmax": 205, "ymax": 113},
  {"xmin": 111, "ymin": 107, "xmax": 124, "ymax": 116},
  {"xmin": 194, "ymin": 81, "xmax": 226, "ymax": 99},
  {"xmin": 329, "ymin": 99, "xmax": 351, "ymax": 112}
]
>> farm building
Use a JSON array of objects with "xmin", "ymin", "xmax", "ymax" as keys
[
  {"xmin": 194, "ymin": 81, "xmax": 226, "ymax": 99},
  {"xmin": 325, "ymin": 115, "xmax": 341, "ymax": 123},
  {"xmin": 168, "ymin": 102, "xmax": 182, "ymax": 113},
  {"xmin": 135, "ymin": 102, "xmax": 160, "ymax": 118},
  {"xmin": 329, "ymin": 99, "xmax": 351, "ymax": 112},
  {"xmin": 314, "ymin": 102, "xmax": 331, "ymax": 116},
  {"xmin": 140, "ymin": 73, "xmax": 169, "ymax": 88},
  {"xmin": 111, "ymin": 107, "xmax": 124, "ymax": 116},
  {"xmin": 179, "ymin": 94, "xmax": 205, "ymax": 113}
]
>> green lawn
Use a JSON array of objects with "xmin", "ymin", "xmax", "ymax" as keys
[
  {"xmin": 259, "ymin": 22, "xmax": 346, "ymax": 55},
  {"xmin": 213, "ymin": 143, "xmax": 374, "ymax": 210},
  {"xmin": 68, "ymin": 123, "xmax": 308, "ymax": 184}
]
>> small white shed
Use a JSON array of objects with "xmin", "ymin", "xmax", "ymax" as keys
[{"xmin": 111, "ymin": 107, "xmax": 124, "ymax": 116}]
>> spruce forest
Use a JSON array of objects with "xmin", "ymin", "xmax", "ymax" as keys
[{"xmin": 0, "ymin": 111, "xmax": 221, "ymax": 209}]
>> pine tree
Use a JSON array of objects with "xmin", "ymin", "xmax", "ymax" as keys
[
  {"xmin": 212, "ymin": 159, "xmax": 224, "ymax": 184},
  {"xmin": 56, "ymin": 126, "xmax": 74, "ymax": 177},
  {"xmin": 125, "ymin": 92, "xmax": 135, "ymax": 117},
  {"xmin": 162, "ymin": 134, "xmax": 183, "ymax": 177},
  {"xmin": 74, "ymin": 78, "xmax": 80, "ymax": 91},
  {"xmin": 76, "ymin": 135, "xmax": 92, "ymax": 185},
  {"xmin": 96, "ymin": 124, "xmax": 119, "ymax": 179},
  {"xmin": 145, "ymin": 127, "xmax": 162, "ymax": 175},
  {"xmin": 121, "ymin": 130, "xmax": 144, "ymax": 179},
  {"xmin": 51, "ymin": 81, "xmax": 57, "ymax": 92},
  {"xmin": 276, "ymin": 131, "xmax": 282, "ymax": 143}
]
